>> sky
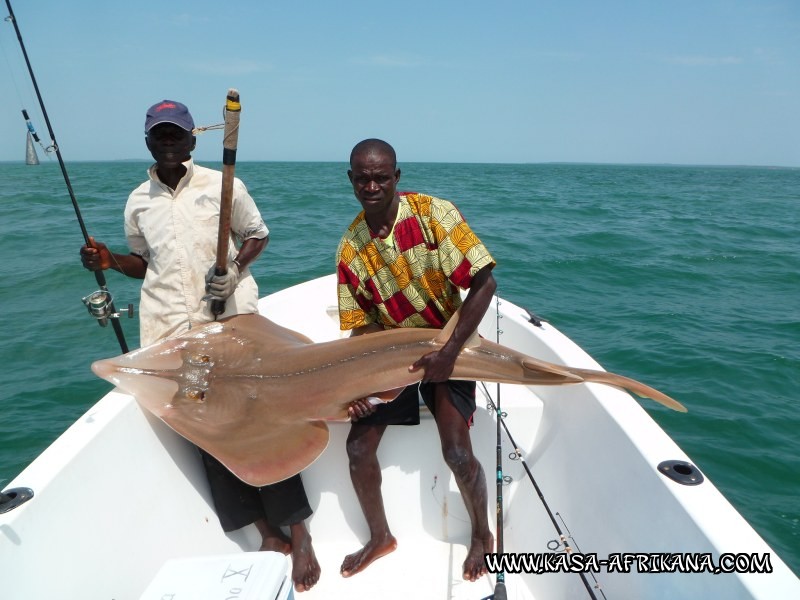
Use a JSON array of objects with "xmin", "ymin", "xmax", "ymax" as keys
[{"xmin": 1, "ymin": 0, "xmax": 798, "ymax": 166}]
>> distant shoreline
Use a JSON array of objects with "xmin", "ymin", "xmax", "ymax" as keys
[{"xmin": 0, "ymin": 159, "xmax": 797, "ymax": 170}]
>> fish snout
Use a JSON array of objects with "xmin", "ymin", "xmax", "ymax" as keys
[{"xmin": 91, "ymin": 358, "xmax": 180, "ymax": 412}]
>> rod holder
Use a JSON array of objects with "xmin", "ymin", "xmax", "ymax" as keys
[{"xmin": 0, "ymin": 487, "xmax": 34, "ymax": 514}]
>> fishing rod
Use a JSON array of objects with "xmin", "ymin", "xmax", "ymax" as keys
[
  {"xmin": 491, "ymin": 295, "xmax": 507, "ymax": 600},
  {"xmin": 480, "ymin": 374, "xmax": 604, "ymax": 599},
  {"xmin": 21, "ymin": 109, "xmax": 50, "ymax": 155},
  {"xmin": 211, "ymin": 88, "xmax": 241, "ymax": 317},
  {"xmin": 4, "ymin": 0, "xmax": 130, "ymax": 353}
]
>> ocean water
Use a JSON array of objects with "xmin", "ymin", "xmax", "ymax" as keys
[{"xmin": 0, "ymin": 160, "xmax": 797, "ymax": 575}]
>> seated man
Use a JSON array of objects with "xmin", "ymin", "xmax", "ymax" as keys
[{"xmin": 336, "ymin": 138, "xmax": 498, "ymax": 582}]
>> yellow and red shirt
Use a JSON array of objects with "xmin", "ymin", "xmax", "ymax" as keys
[{"xmin": 336, "ymin": 192, "xmax": 495, "ymax": 330}]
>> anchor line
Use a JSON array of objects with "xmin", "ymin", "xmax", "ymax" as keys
[
  {"xmin": 480, "ymin": 375, "xmax": 604, "ymax": 599},
  {"xmin": 4, "ymin": 0, "xmax": 128, "ymax": 353}
]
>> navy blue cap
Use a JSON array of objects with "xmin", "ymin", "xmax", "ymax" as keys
[{"xmin": 145, "ymin": 100, "xmax": 195, "ymax": 133}]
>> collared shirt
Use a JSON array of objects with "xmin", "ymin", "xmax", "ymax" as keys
[
  {"xmin": 336, "ymin": 192, "xmax": 495, "ymax": 331},
  {"xmin": 125, "ymin": 159, "xmax": 269, "ymax": 346}
]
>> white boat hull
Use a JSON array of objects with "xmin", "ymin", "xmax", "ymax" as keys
[{"xmin": 1, "ymin": 274, "xmax": 797, "ymax": 599}]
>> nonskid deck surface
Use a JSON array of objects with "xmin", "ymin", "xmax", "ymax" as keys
[{"xmin": 300, "ymin": 539, "xmax": 538, "ymax": 599}]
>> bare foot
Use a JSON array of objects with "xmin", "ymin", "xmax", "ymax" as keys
[
  {"xmin": 463, "ymin": 533, "xmax": 494, "ymax": 581},
  {"xmin": 256, "ymin": 520, "xmax": 291, "ymax": 555},
  {"xmin": 340, "ymin": 533, "xmax": 398, "ymax": 577},
  {"xmin": 290, "ymin": 523, "xmax": 321, "ymax": 592}
]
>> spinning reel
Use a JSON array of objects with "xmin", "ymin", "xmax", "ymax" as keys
[{"xmin": 81, "ymin": 289, "xmax": 135, "ymax": 327}]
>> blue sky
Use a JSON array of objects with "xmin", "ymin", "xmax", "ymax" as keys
[{"xmin": 1, "ymin": 0, "xmax": 798, "ymax": 166}]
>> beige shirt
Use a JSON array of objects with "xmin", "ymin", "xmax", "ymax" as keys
[{"xmin": 124, "ymin": 159, "xmax": 269, "ymax": 346}]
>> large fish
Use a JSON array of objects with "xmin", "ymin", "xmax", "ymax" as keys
[{"xmin": 92, "ymin": 312, "xmax": 685, "ymax": 486}]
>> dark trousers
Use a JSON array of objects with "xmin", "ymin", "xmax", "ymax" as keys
[{"xmin": 200, "ymin": 449, "xmax": 312, "ymax": 532}]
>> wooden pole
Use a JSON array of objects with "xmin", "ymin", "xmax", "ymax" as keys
[{"xmin": 211, "ymin": 89, "xmax": 241, "ymax": 316}]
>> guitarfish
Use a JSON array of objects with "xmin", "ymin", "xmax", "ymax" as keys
[{"xmin": 92, "ymin": 313, "xmax": 685, "ymax": 486}]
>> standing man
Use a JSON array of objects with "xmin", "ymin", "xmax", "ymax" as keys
[
  {"xmin": 80, "ymin": 99, "xmax": 320, "ymax": 592},
  {"xmin": 336, "ymin": 138, "xmax": 497, "ymax": 582}
]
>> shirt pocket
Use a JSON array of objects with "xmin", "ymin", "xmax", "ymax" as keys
[{"xmin": 188, "ymin": 198, "xmax": 223, "ymax": 263}]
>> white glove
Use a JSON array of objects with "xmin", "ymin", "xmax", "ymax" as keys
[{"xmin": 205, "ymin": 262, "xmax": 240, "ymax": 301}]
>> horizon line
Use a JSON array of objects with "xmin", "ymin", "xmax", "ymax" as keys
[{"xmin": 1, "ymin": 159, "xmax": 798, "ymax": 170}]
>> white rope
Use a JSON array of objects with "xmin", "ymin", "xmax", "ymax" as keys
[{"xmin": 192, "ymin": 122, "xmax": 225, "ymax": 135}]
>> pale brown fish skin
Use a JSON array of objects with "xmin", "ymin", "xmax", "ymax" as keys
[{"xmin": 92, "ymin": 313, "xmax": 685, "ymax": 486}]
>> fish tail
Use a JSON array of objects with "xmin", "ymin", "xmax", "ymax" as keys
[{"xmin": 574, "ymin": 368, "xmax": 687, "ymax": 412}]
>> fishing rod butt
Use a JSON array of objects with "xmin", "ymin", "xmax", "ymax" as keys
[{"xmin": 493, "ymin": 582, "xmax": 508, "ymax": 600}]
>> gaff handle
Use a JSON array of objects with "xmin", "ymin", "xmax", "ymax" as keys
[{"xmin": 211, "ymin": 89, "xmax": 241, "ymax": 317}]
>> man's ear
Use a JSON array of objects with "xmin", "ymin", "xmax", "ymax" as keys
[
  {"xmin": 347, "ymin": 169, "xmax": 353, "ymax": 183},
  {"xmin": 191, "ymin": 136, "xmax": 197, "ymax": 151}
]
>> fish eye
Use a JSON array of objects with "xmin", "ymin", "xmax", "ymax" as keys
[
  {"xmin": 185, "ymin": 388, "xmax": 206, "ymax": 403},
  {"xmin": 187, "ymin": 354, "xmax": 213, "ymax": 366}
]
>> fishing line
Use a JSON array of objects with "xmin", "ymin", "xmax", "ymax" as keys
[
  {"xmin": 479, "ymin": 377, "xmax": 604, "ymax": 600},
  {"xmin": 553, "ymin": 513, "xmax": 607, "ymax": 597},
  {"xmin": 1, "ymin": 14, "xmax": 49, "ymax": 156},
  {"xmin": 4, "ymin": 0, "xmax": 129, "ymax": 353}
]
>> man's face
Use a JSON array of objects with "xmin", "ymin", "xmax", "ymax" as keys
[
  {"xmin": 145, "ymin": 123, "xmax": 195, "ymax": 169},
  {"xmin": 348, "ymin": 151, "xmax": 400, "ymax": 215}
]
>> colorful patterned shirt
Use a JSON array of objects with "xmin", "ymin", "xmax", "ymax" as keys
[{"xmin": 337, "ymin": 192, "xmax": 495, "ymax": 330}]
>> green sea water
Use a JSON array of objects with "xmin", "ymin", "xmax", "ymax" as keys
[{"xmin": 0, "ymin": 160, "xmax": 797, "ymax": 575}]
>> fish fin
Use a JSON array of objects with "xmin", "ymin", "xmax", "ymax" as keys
[
  {"xmin": 462, "ymin": 330, "xmax": 482, "ymax": 349},
  {"xmin": 433, "ymin": 308, "xmax": 481, "ymax": 349},
  {"xmin": 434, "ymin": 309, "xmax": 460, "ymax": 344},
  {"xmin": 576, "ymin": 368, "xmax": 687, "ymax": 412},
  {"xmin": 162, "ymin": 416, "xmax": 330, "ymax": 486},
  {"xmin": 227, "ymin": 313, "xmax": 316, "ymax": 346}
]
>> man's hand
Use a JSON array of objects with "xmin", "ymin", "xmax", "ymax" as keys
[
  {"xmin": 80, "ymin": 236, "xmax": 113, "ymax": 271},
  {"xmin": 408, "ymin": 346, "xmax": 459, "ymax": 383},
  {"xmin": 205, "ymin": 262, "xmax": 240, "ymax": 301},
  {"xmin": 347, "ymin": 397, "xmax": 378, "ymax": 422}
]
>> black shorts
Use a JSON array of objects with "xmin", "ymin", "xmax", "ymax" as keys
[
  {"xmin": 358, "ymin": 380, "xmax": 476, "ymax": 426},
  {"xmin": 199, "ymin": 449, "xmax": 312, "ymax": 531}
]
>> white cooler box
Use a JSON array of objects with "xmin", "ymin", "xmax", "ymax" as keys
[{"xmin": 139, "ymin": 551, "xmax": 293, "ymax": 600}]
